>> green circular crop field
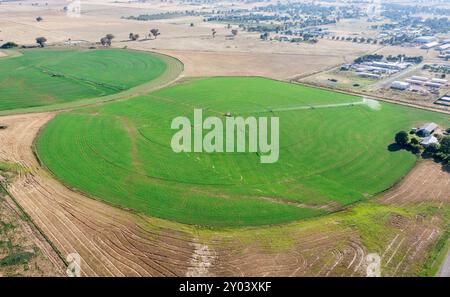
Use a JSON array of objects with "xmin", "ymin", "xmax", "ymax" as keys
[
  {"xmin": 0, "ymin": 48, "xmax": 172, "ymax": 112},
  {"xmin": 36, "ymin": 77, "xmax": 449, "ymax": 227}
]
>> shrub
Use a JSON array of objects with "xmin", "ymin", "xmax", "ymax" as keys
[
  {"xmin": 0, "ymin": 42, "xmax": 18, "ymax": 49},
  {"xmin": 395, "ymin": 131, "xmax": 409, "ymax": 147}
]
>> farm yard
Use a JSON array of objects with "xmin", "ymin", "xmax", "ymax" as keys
[
  {"xmin": 36, "ymin": 77, "xmax": 449, "ymax": 227},
  {"xmin": 0, "ymin": 49, "xmax": 171, "ymax": 112}
]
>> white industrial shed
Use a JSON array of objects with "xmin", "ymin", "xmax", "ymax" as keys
[{"xmin": 421, "ymin": 136, "xmax": 439, "ymax": 147}]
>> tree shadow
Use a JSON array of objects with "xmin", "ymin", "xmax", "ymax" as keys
[{"xmin": 387, "ymin": 143, "xmax": 401, "ymax": 152}]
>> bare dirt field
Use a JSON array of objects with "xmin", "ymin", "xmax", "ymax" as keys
[
  {"xmin": 0, "ymin": 112, "xmax": 447, "ymax": 276},
  {"xmin": 379, "ymin": 161, "xmax": 450, "ymax": 207},
  {"xmin": 0, "ymin": 180, "xmax": 64, "ymax": 276},
  {"xmin": 155, "ymin": 49, "xmax": 353, "ymax": 79}
]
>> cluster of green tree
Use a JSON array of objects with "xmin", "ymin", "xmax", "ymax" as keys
[
  {"xmin": 395, "ymin": 130, "xmax": 450, "ymax": 164},
  {"xmin": 423, "ymin": 64, "xmax": 450, "ymax": 75},
  {"xmin": 0, "ymin": 42, "xmax": 18, "ymax": 49},
  {"xmin": 205, "ymin": 14, "xmax": 281, "ymax": 24},
  {"xmin": 354, "ymin": 54, "xmax": 384, "ymax": 64},
  {"xmin": 123, "ymin": 11, "xmax": 200, "ymax": 21},
  {"xmin": 100, "ymin": 34, "xmax": 114, "ymax": 46},
  {"xmin": 386, "ymin": 54, "xmax": 423, "ymax": 64},
  {"xmin": 204, "ymin": 2, "xmax": 340, "ymax": 35},
  {"xmin": 247, "ymin": 25, "xmax": 282, "ymax": 34},
  {"xmin": 0, "ymin": 38, "xmax": 47, "ymax": 49},
  {"xmin": 331, "ymin": 36, "xmax": 379, "ymax": 44},
  {"xmin": 36, "ymin": 37, "xmax": 47, "ymax": 47},
  {"xmin": 255, "ymin": 2, "xmax": 361, "ymax": 20}
]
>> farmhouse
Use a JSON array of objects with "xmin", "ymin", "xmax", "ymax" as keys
[
  {"xmin": 417, "ymin": 122, "xmax": 438, "ymax": 137},
  {"xmin": 420, "ymin": 136, "xmax": 439, "ymax": 147}
]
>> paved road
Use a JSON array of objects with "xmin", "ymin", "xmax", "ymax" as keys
[{"xmin": 438, "ymin": 249, "xmax": 450, "ymax": 277}]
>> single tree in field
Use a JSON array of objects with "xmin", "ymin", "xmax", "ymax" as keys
[
  {"xmin": 394, "ymin": 131, "xmax": 409, "ymax": 147},
  {"xmin": 150, "ymin": 29, "xmax": 160, "ymax": 39},
  {"xmin": 231, "ymin": 29, "xmax": 238, "ymax": 37},
  {"xmin": 0, "ymin": 41, "xmax": 18, "ymax": 49},
  {"xmin": 36, "ymin": 16, "xmax": 43, "ymax": 22},
  {"xmin": 211, "ymin": 29, "xmax": 216, "ymax": 38},
  {"xmin": 100, "ymin": 34, "xmax": 114, "ymax": 46},
  {"xmin": 129, "ymin": 33, "xmax": 139, "ymax": 41},
  {"xmin": 36, "ymin": 37, "xmax": 47, "ymax": 47},
  {"xmin": 100, "ymin": 37, "xmax": 109, "ymax": 46},
  {"xmin": 100, "ymin": 37, "xmax": 112, "ymax": 46},
  {"xmin": 260, "ymin": 32, "xmax": 269, "ymax": 40}
]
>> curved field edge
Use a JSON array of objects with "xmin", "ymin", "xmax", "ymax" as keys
[
  {"xmin": 0, "ymin": 48, "xmax": 184, "ymax": 116},
  {"xmin": 34, "ymin": 77, "xmax": 449, "ymax": 227}
]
